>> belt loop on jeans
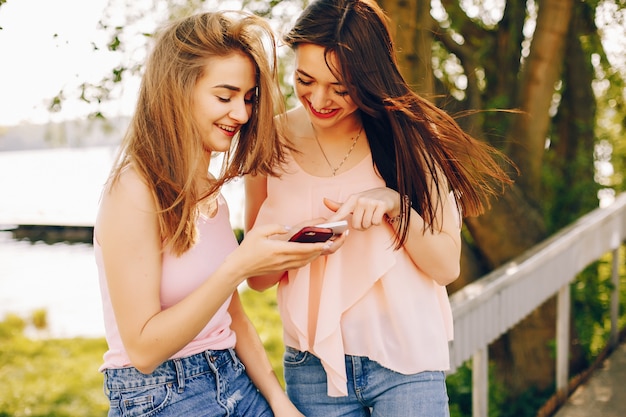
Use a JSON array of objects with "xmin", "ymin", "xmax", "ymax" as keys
[
  {"xmin": 203, "ymin": 351, "xmax": 215, "ymax": 371},
  {"xmin": 173, "ymin": 358, "xmax": 185, "ymax": 393},
  {"xmin": 102, "ymin": 373, "xmax": 110, "ymax": 397},
  {"xmin": 227, "ymin": 348, "xmax": 238, "ymax": 364}
]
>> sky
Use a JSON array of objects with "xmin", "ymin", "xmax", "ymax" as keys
[{"xmin": 0, "ymin": 0, "xmax": 132, "ymax": 126}]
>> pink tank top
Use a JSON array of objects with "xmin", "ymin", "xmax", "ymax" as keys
[
  {"xmin": 95, "ymin": 194, "xmax": 238, "ymax": 370},
  {"xmin": 254, "ymin": 152, "xmax": 455, "ymax": 397}
]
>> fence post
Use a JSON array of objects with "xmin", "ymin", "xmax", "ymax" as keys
[
  {"xmin": 556, "ymin": 284, "xmax": 570, "ymax": 400},
  {"xmin": 610, "ymin": 247, "xmax": 620, "ymax": 349},
  {"xmin": 472, "ymin": 347, "xmax": 488, "ymax": 417}
]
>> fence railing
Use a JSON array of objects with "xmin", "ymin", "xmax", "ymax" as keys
[{"xmin": 448, "ymin": 192, "xmax": 626, "ymax": 417}]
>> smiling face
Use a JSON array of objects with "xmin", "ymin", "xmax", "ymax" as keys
[
  {"xmin": 293, "ymin": 43, "xmax": 359, "ymax": 129},
  {"xmin": 192, "ymin": 52, "xmax": 257, "ymax": 154}
]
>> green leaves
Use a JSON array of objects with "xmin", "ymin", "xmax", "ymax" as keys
[{"xmin": 0, "ymin": 313, "xmax": 109, "ymax": 416}]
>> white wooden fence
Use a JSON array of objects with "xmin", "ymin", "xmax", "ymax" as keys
[{"xmin": 448, "ymin": 192, "xmax": 626, "ymax": 417}]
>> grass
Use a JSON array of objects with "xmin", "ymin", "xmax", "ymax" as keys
[
  {"xmin": 0, "ymin": 287, "xmax": 283, "ymax": 417},
  {"xmin": 0, "ymin": 314, "xmax": 109, "ymax": 417},
  {"xmin": 240, "ymin": 285, "xmax": 286, "ymax": 385}
]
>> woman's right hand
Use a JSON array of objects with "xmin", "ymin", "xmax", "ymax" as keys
[
  {"xmin": 228, "ymin": 223, "xmax": 330, "ymax": 279},
  {"xmin": 240, "ymin": 221, "xmax": 348, "ymax": 292}
]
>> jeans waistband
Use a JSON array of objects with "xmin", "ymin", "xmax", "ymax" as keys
[{"xmin": 104, "ymin": 348, "xmax": 238, "ymax": 391}]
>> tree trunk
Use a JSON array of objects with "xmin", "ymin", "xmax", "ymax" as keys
[
  {"xmin": 507, "ymin": 0, "xmax": 574, "ymax": 203},
  {"xmin": 379, "ymin": 0, "xmax": 585, "ymax": 402},
  {"xmin": 377, "ymin": 0, "xmax": 435, "ymax": 94},
  {"xmin": 547, "ymin": 1, "xmax": 599, "ymax": 232},
  {"xmin": 549, "ymin": 2, "xmax": 600, "ymax": 377}
]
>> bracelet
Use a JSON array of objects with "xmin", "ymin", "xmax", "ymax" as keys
[
  {"xmin": 386, "ymin": 214, "xmax": 402, "ymax": 224},
  {"xmin": 386, "ymin": 195, "xmax": 410, "ymax": 224}
]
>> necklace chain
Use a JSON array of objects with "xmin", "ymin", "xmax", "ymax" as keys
[{"xmin": 312, "ymin": 124, "xmax": 363, "ymax": 176}]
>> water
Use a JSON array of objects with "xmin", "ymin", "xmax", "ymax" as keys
[
  {"xmin": 0, "ymin": 230, "xmax": 104, "ymax": 338},
  {"xmin": 0, "ymin": 142, "xmax": 245, "ymax": 339}
]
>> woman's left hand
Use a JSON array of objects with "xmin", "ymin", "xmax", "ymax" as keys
[{"xmin": 323, "ymin": 187, "xmax": 400, "ymax": 230}]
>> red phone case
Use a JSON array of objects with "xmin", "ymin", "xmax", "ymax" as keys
[{"xmin": 289, "ymin": 226, "xmax": 334, "ymax": 243}]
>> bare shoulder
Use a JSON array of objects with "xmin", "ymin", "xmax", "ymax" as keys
[
  {"xmin": 102, "ymin": 166, "xmax": 153, "ymax": 210},
  {"xmin": 285, "ymin": 106, "xmax": 308, "ymax": 128},
  {"xmin": 283, "ymin": 106, "xmax": 310, "ymax": 146},
  {"xmin": 96, "ymin": 165, "xmax": 158, "ymax": 243}
]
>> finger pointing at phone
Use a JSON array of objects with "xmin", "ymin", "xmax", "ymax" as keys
[{"xmin": 324, "ymin": 187, "xmax": 400, "ymax": 230}]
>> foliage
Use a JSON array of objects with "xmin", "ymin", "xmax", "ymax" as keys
[
  {"xmin": 240, "ymin": 284, "xmax": 287, "ymax": 385},
  {"xmin": 572, "ymin": 247, "xmax": 626, "ymax": 362},
  {"xmin": 446, "ymin": 357, "xmax": 544, "ymax": 417},
  {"xmin": 48, "ymin": 0, "xmax": 306, "ymax": 119},
  {"xmin": 0, "ymin": 312, "xmax": 109, "ymax": 417},
  {"xmin": 446, "ymin": 364, "xmax": 472, "ymax": 417}
]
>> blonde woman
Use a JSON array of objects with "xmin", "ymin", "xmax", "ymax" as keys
[{"xmin": 95, "ymin": 11, "xmax": 329, "ymax": 417}]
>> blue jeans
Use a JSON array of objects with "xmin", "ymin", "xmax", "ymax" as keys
[
  {"xmin": 103, "ymin": 348, "xmax": 272, "ymax": 417},
  {"xmin": 284, "ymin": 347, "xmax": 450, "ymax": 417}
]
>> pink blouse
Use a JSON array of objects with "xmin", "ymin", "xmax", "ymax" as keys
[
  {"xmin": 254, "ymin": 153, "xmax": 456, "ymax": 397},
  {"xmin": 95, "ymin": 194, "xmax": 238, "ymax": 371}
]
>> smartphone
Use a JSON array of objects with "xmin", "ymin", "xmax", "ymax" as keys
[
  {"xmin": 289, "ymin": 226, "xmax": 334, "ymax": 243},
  {"xmin": 288, "ymin": 220, "xmax": 348, "ymax": 243}
]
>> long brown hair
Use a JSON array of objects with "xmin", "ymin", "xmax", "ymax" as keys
[
  {"xmin": 109, "ymin": 11, "xmax": 286, "ymax": 255},
  {"xmin": 284, "ymin": 0, "xmax": 514, "ymax": 247}
]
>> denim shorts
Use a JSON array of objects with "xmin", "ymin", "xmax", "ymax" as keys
[
  {"xmin": 103, "ymin": 348, "xmax": 272, "ymax": 417},
  {"xmin": 284, "ymin": 347, "xmax": 450, "ymax": 417}
]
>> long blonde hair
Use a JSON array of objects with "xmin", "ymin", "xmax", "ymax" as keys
[{"xmin": 108, "ymin": 11, "xmax": 285, "ymax": 255}]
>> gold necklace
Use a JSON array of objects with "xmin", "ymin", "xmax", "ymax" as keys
[{"xmin": 312, "ymin": 124, "xmax": 363, "ymax": 176}]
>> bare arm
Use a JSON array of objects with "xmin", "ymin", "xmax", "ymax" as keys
[
  {"xmin": 229, "ymin": 291, "xmax": 304, "ymax": 417},
  {"xmin": 244, "ymin": 174, "xmax": 288, "ymax": 291},
  {"xmin": 388, "ymin": 189, "xmax": 461, "ymax": 285},
  {"xmin": 244, "ymin": 173, "xmax": 268, "ymax": 232},
  {"xmin": 324, "ymin": 179, "xmax": 461, "ymax": 286},
  {"xmin": 96, "ymin": 167, "xmax": 329, "ymax": 373}
]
